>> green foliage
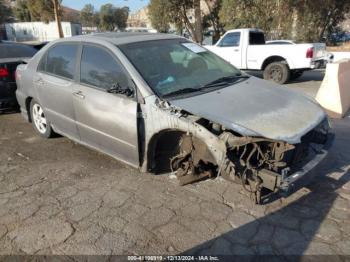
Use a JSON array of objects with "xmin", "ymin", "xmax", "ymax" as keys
[
  {"xmin": 0, "ymin": 0, "xmax": 13, "ymax": 23},
  {"xmin": 148, "ymin": 0, "xmax": 171, "ymax": 33},
  {"xmin": 291, "ymin": 0, "xmax": 350, "ymax": 42},
  {"xmin": 202, "ymin": 0, "xmax": 223, "ymax": 43},
  {"xmin": 14, "ymin": 0, "xmax": 31, "ymax": 22},
  {"xmin": 26, "ymin": 0, "xmax": 58, "ymax": 23},
  {"xmin": 219, "ymin": 0, "xmax": 350, "ymax": 42},
  {"xmin": 148, "ymin": 0, "xmax": 203, "ymax": 42},
  {"xmin": 99, "ymin": 4, "xmax": 129, "ymax": 31},
  {"xmin": 80, "ymin": 4, "xmax": 95, "ymax": 27}
]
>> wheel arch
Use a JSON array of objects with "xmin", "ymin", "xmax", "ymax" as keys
[
  {"xmin": 25, "ymin": 96, "xmax": 33, "ymax": 122},
  {"xmin": 146, "ymin": 129, "xmax": 186, "ymax": 173},
  {"xmin": 261, "ymin": 56, "xmax": 291, "ymax": 70}
]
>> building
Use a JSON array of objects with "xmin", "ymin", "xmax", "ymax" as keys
[
  {"xmin": 4, "ymin": 22, "xmax": 82, "ymax": 42},
  {"xmin": 127, "ymin": 6, "xmax": 152, "ymax": 29}
]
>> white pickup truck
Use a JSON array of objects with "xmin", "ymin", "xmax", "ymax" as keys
[{"xmin": 205, "ymin": 28, "xmax": 328, "ymax": 84}]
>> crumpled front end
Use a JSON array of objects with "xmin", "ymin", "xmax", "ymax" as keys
[
  {"xmin": 143, "ymin": 96, "xmax": 333, "ymax": 204},
  {"xmin": 167, "ymin": 113, "xmax": 333, "ymax": 204}
]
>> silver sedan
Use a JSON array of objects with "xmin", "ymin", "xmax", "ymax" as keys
[{"xmin": 15, "ymin": 33, "xmax": 333, "ymax": 204}]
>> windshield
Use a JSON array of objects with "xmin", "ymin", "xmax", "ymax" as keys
[{"xmin": 119, "ymin": 39, "xmax": 243, "ymax": 98}]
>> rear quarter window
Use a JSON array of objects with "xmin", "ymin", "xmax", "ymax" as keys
[{"xmin": 0, "ymin": 44, "xmax": 37, "ymax": 59}]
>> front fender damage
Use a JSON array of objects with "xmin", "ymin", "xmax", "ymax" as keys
[{"xmin": 142, "ymin": 96, "xmax": 332, "ymax": 204}]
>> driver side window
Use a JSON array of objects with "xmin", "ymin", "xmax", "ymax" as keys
[
  {"xmin": 219, "ymin": 32, "xmax": 241, "ymax": 47},
  {"xmin": 80, "ymin": 45, "xmax": 130, "ymax": 91}
]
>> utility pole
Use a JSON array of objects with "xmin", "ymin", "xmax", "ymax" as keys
[{"xmin": 53, "ymin": 0, "xmax": 64, "ymax": 38}]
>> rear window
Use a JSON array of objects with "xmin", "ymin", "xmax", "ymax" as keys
[
  {"xmin": 0, "ymin": 43, "xmax": 37, "ymax": 59},
  {"xmin": 249, "ymin": 32, "xmax": 265, "ymax": 45}
]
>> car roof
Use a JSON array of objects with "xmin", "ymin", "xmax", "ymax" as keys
[{"xmin": 59, "ymin": 32, "xmax": 183, "ymax": 46}]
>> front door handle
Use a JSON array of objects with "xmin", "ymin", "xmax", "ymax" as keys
[{"xmin": 73, "ymin": 91, "xmax": 85, "ymax": 99}]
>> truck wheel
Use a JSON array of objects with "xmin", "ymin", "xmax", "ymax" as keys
[
  {"xmin": 263, "ymin": 62, "xmax": 290, "ymax": 84},
  {"xmin": 30, "ymin": 99, "xmax": 55, "ymax": 138},
  {"xmin": 290, "ymin": 70, "xmax": 304, "ymax": 81}
]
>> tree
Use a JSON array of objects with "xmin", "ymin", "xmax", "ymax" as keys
[
  {"xmin": 99, "ymin": 4, "xmax": 115, "ymax": 31},
  {"xmin": 114, "ymin": 6, "xmax": 129, "ymax": 30},
  {"xmin": 99, "ymin": 4, "xmax": 129, "ymax": 31},
  {"xmin": 27, "ymin": 0, "xmax": 55, "ymax": 23},
  {"xmin": 14, "ymin": 0, "xmax": 32, "ymax": 22},
  {"xmin": 291, "ymin": 0, "xmax": 350, "ymax": 42},
  {"xmin": 0, "ymin": 0, "xmax": 13, "ymax": 23},
  {"xmin": 148, "ymin": 0, "xmax": 204, "ymax": 43},
  {"xmin": 202, "ymin": 0, "xmax": 223, "ymax": 43},
  {"xmin": 148, "ymin": 0, "xmax": 171, "ymax": 33},
  {"xmin": 80, "ymin": 4, "xmax": 96, "ymax": 27},
  {"xmin": 219, "ymin": 0, "xmax": 350, "ymax": 42}
]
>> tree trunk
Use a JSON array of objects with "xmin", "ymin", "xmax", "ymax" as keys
[
  {"xmin": 193, "ymin": 0, "xmax": 202, "ymax": 44},
  {"xmin": 53, "ymin": 0, "xmax": 64, "ymax": 38},
  {"xmin": 182, "ymin": 4, "xmax": 197, "ymax": 42}
]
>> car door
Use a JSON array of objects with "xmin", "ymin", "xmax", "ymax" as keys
[
  {"xmin": 73, "ymin": 44, "xmax": 139, "ymax": 167},
  {"xmin": 215, "ymin": 32, "xmax": 242, "ymax": 68},
  {"xmin": 35, "ymin": 43, "xmax": 80, "ymax": 140}
]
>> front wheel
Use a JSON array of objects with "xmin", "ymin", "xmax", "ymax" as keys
[
  {"xmin": 263, "ymin": 62, "xmax": 290, "ymax": 84},
  {"xmin": 30, "ymin": 100, "xmax": 54, "ymax": 138}
]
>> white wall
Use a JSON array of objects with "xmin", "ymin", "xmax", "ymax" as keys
[{"xmin": 5, "ymin": 22, "xmax": 82, "ymax": 42}]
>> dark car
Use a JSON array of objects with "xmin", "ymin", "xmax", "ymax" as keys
[{"xmin": 0, "ymin": 41, "xmax": 37, "ymax": 112}]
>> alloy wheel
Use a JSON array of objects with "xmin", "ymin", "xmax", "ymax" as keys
[{"xmin": 32, "ymin": 103, "xmax": 47, "ymax": 134}]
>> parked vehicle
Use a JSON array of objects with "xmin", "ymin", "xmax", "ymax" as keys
[
  {"xmin": 0, "ymin": 41, "xmax": 37, "ymax": 112},
  {"xmin": 267, "ymin": 39, "xmax": 334, "ymax": 65},
  {"xmin": 29, "ymin": 41, "xmax": 49, "ymax": 51},
  {"xmin": 16, "ymin": 33, "xmax": 333, "ymax": 203},
  {"xmin": 266, "ymin": 40, "xmax": 295, "ymax": 45},
  {"xmin": 206, "ymin": 28, "xmax": 328, "ymax": 84}
]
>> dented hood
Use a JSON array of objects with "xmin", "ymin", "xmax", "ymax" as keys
[{"xmin": 170, "ymin": 76, "xmax": 326, "ymax": 144}]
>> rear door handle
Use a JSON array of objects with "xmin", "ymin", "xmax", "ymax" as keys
[{"xmin": 73, "ymin": 91, "xmax": 85, "ymax": 99}]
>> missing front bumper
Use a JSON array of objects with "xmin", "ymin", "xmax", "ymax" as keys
[{"xmin": 278, "ymin": 133, "xmax": 335, "ymax": 197}]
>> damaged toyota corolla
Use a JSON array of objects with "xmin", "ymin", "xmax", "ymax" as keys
[{"xmin": 16, "ymin": 33, "xmax": 334, "ymax": 203}]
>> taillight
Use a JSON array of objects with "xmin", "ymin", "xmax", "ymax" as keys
[
  {"xmin": 0, "ymin": 67, "xmax": 9, "ymax": 78},
  {"xmin": 306, "ymin": 47, "xmax": 314, "ymax": 58}
]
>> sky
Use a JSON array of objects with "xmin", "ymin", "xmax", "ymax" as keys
[{"xmin": 62, "ymin": 0, "xmax": 150, "ymax": 13}]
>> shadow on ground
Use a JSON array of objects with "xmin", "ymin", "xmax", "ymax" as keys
[{"xmin": 183, "ymin": 119, "xmax": 350, "ymax": 260}]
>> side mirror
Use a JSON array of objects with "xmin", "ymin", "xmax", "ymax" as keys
[{"xmin": 107, "ymin": 83, "xmax": 134, "ymax": 98}]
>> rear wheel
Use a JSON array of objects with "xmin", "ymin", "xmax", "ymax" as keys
[
  {"xmin": 30, "ymin": 100, "xmax": 54, "ymax": 138},
  {"xmin": 263, "ymin": 62, "xmax": 290, "ymax": 84}
]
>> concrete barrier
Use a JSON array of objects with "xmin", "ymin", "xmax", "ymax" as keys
[
  {"xmin": 332, "ymin": 52, "xmax": 350, "ymax": 62},
  {"xmin": 316, "ymin": 59, "xmax": 350, "ymax": 118}
]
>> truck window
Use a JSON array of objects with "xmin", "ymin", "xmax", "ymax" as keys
[
  {"xmin": 249, "ymin": 32, "xmax": 265, "ymax": 45},
  {"xmin": 219, "ymin": 32, "xmax": 240, "ymax": 47}
]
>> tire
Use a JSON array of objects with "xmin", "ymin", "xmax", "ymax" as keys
[
  {"xmin": 30, "ymin": 100, "xmax": 54, "ymax": 138},
  {"xmin": 290, "ymin": 70, "xmax": 304, "ymax": 81},
  {"xmin": 263, "ymin": 62, "xmax": 290, "ymax": 84}
]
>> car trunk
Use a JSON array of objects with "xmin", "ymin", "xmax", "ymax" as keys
[{"xmin": 0, "ymin": 60, "xmax": 24, "ymax": 106}]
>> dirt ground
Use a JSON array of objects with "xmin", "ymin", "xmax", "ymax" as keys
[{"xmin": 0, "ymin": 73, "xmax": 350, "ymax": 257}]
